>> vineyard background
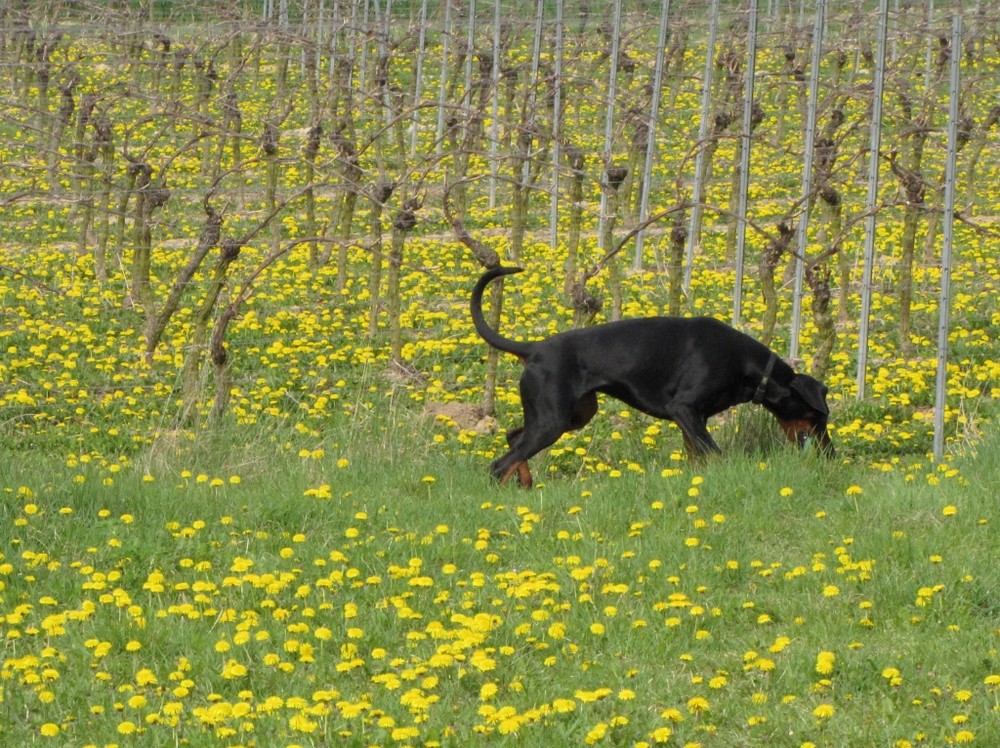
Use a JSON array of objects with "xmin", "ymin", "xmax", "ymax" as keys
[
  {"xmin": 6, "ymin": 3, "xmax": 1000, "ymax": 747},
  {"xmin": 2, "ymin": 0, "xmax": 1000, "ymax": 461}
]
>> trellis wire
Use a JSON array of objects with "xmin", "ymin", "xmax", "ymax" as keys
[
  {"xmin": 489, "ymin": 0, "xmax": 501, "ymax": 207},
  {"xmin": 434, "ymin": 0, "xmax": 451, "ymax": 156},
  {"xmin": 933, "ymin": 14, "xmax": 962, "ymax": 461},
  {"xmin": 732, "ymin": 0, "xmax": 759, "ymax": 327},
  {"xmin": 597, "ymin": 0, "xmax": 623, "ymax": 259},
  {"xmin": 891, "ymin": 0, "xmax": 900, "ymax": 61},
  {"xmin": 525, "ymin": 0, "xmax": 544, "ymax": 192},
  {"xmin": 358, "ymin": 0, "xmax": 370, "ymax": 92},
  {"xmin": 463, "ymin": 0, "xmax": 477, "ymax": 112},
  {"xmin": 789, "ymin": 0, "xmax": 825, "ymax": 362},
  {"xmin": 548, "ymin": 0, "xmax": 564, "ymax": 249},
  {"xmin": 328, "ymin": 1, "xmax": 347, "ymax": 85},
  {"xmin": 376, "ymin": 0, "xmax": 393, "ymax": 131},
  {"xmin": 923, "ymin": 0, "xmax": 935, "ymax": 92},
  {"xmin": 314, "ymin": 0, "xmax": 326, "ymax": 80},
  {"xmin": 683, "ymin": 0, "xmax": 720, "ymax": 292},
  {"xmin": 410, "ymin": 0, "xmax": 429, "ymax": 158},
  {"xmin": 856, "ymin": 0, "xmax": 889, "ymax": 402},
  {"xmin": 632, "ymin": 0, "xmax": 672, "ymax": 272}
]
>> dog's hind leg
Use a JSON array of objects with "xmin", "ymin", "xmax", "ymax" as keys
[
  {"xmin": 505, "ymin": 425, "xmax": 524, "ymax": 447},
  {"xmin": 494, "ymin": 393, "xmax": 597, "ymax": 487},
  {"xmin": 495, "ymin": 459, "xmax": 533, "ymax": 488},
  {"xmin": 504, "ymin": 393, "xmax": 594, "ymax": 450},
  {"xmin": 491, "ymin": 420, "xmax": 568, "ymax": 487},
  {"xmin": 493, "ymin": 382, "xmax": 586, "ymax": 487}
]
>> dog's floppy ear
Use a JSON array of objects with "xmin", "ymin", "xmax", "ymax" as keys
[{"xmin": 789, "ymin": 374, "xmax": 829, "ymax": 415}]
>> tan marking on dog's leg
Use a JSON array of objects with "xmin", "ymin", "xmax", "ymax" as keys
[
  {"xmin": 499, "ymin": 461, "xmax": 533, "ymax": 488},
  {"xmin": 499, "ymin": 464, "xmax": 517, "ymax": 485},
  {"xmin": 516, "ymin": 462, "xmax": 533, "ymax": 488}
]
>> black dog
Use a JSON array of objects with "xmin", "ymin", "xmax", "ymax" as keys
[{"xmin": 471, "ymin": 266, "xmax": 833, "ymax": 487}]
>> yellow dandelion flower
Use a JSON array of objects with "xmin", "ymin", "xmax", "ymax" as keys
[
  {"xmin": 686, "ymin": 696, "xmax": 709, "ymax": 714},
  {"xmin": 882, "ymin": 667, "xmax": 902, "ymax": 686},
  {"xmin": 575, "ymin": 688, "xmax": 612, "ymax": 703},
  {"xmin": 660, "ymin": 707, "xmax": 684, "ymax": 722},
  {"xmin": 552, "ymin": 698, "xmax": 576, "ymax": 713},
  {"xmin": 816, "ymin": 651, "xmax": 836, "ymax": 675},
  {"xmin": 39, "ymin": 723, "xmax": 60, "ymax": 737},
  {"xmin": 135, "ymin": 667, "xmax": 156, "ymax": 686},
  {"xmin": 222, "ymin": 659, "xmax": 248, "ymax": 679},
  {"xmin": 650, "ymin": 726, "xmax": 672, "ymax": 742},
  {"xmin": 585, "ymin": 722, "xmax": 608, "ymax": 744},
  {"xmin": 391, "ymin": 726, "xmax": 420, "ymax": 741},
  {"xmin": 812, "ymin": 703, "xmax": 835, "ymax": 719}
]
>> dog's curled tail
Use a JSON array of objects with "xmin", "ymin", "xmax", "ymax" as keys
[{"xmin": 470, "ymin": 266, "xmax": 534, "ymax": 359}]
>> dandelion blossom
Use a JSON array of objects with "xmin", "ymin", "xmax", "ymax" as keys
[
  {"xmin": 812, "ymin": 703, "xmax": 835, "ymax": 719},
  {"xmin": 650, "ymin": 726, "xmax": 672, "ymax": 742},
  {"xmin": 815, "ymin": 651, "xmax": 836, "ymax": 675},
  {"xmin": 882, "ymin": 667, "xmax": 902, "ymax": 686},
  {"xmin": 552, "ymin": 698, "xmax": 576, "ymax": 713},
  {"xmin": 686, "ymin": 696, "xmax": 709, "ymax": 714},
  {"xmin": 584, "ymin": 722, "xmax": 608, "ymax": 744}
]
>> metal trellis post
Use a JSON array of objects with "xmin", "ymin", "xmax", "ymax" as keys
[
  {"xmin": 597, "ymin": 0, "xmax": 624, "ymax": 257},
  {"xmin": 732, "ymin": 0, "xmax": 759, "ymax": 326},
  {"xmin": 857, "ymin": 0, "xmax": 889, "ymax": 401},
  {"xmin": 933, "ymin": 15, "xmax": 962, "ymax": 461},
  {"xmin": 789, "ymin": 0, "xmax": 826, "ymax": 362},
  {"xmin": 633, "ymin": 0, "xmax": 672, "ymax": 271},
  {"xmin": 683, "ymin": 0, "xmax": 720, "ymax": 292}
]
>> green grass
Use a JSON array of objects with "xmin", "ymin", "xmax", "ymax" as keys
[
  {"xmin": 2, "ymin": 409, "xmax": 998, "ymax": 747},
  {"xmin": 3, "ymin": 8, "xmax": 1000, "ymax": 746}
]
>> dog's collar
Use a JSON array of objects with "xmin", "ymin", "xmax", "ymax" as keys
[{"xmin": 753, "ymin": 353, "xmax": 779, "ymax": 405}]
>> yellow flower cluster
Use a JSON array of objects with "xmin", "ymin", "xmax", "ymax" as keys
[{"xmin": 3, "ymin": 11, "xmax": 1000, "ymax": 748}]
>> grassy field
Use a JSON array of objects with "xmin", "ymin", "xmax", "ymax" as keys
[
  {"xmin": 2, "ymin": 409, "xmax": 999, "ymax": 747},
  {"xmin": 2, "ymin": 240, "xmax": 999, "ymax": 748},
  {"xmin": 3, "ymin": 6, "xmax": 1000, "ymax": 746}
]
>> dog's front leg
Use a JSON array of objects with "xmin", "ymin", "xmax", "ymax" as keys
[{"xmin": 673, "ymin": 408, "xmax": 722, "ymax": 460}]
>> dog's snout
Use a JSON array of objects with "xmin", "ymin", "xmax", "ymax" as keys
[{"xmin": 778, "ymin": 417, "xmax": 834, "ymax": 457}]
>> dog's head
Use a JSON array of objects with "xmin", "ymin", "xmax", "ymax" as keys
[{"xmin": 772, "ymin": 373, "xmax": 834, "ymax": 456}]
